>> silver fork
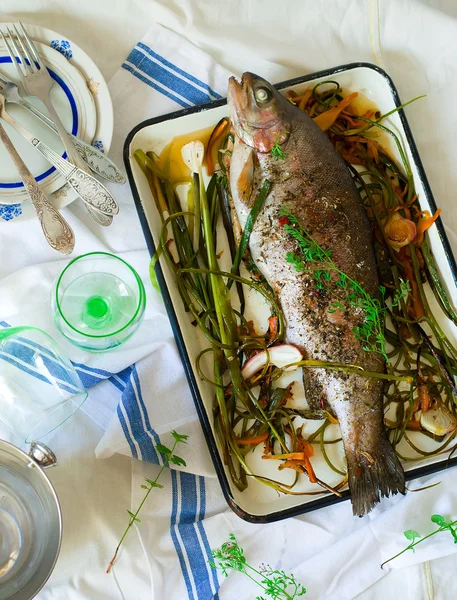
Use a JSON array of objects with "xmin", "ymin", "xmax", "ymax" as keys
[
  {"xmin": 0, "ymin": 71, "xmax": 126, "ymax": 185},
  {"xmin": 1, "ymin": 24, "xmax": 117, "ymax": 225},
  {"xmin": 5, "ymin": 23, "xmax": 86, "ymax": 171}
]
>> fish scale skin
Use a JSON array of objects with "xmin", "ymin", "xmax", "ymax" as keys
[{"xmin": 228, "ymin": 77, "xmax": 405, "ymax": 514}]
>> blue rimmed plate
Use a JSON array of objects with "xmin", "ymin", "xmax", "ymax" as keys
[
  {"xmin": 0, "ymin": 39, "xmax": 96, "ymax": 202},
  {"xmin": 0, "ymin": 23, "xmax": 114, "ymax": 222}
]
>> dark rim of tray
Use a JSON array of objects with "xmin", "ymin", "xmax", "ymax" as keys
[{"xmin": 124, "ymin": 61, "xmax": 457, "ymax": 523}]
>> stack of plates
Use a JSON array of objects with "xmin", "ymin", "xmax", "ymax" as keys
[{"xmin": 0, "ymin": 23, "xmax": 113, "ymax": 222}]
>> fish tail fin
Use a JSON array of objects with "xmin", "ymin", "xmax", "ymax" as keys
[{"xmin": 348, "ymin": 438, "xmax": 405, "ymax": 517}]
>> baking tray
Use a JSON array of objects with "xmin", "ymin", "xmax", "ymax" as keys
[{"xmin": 124, "ymin": 62, "xmax": 457, "ymax": 523}]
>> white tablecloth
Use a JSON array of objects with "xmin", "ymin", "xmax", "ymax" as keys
[{"xmin": 2, "ymin": 1, "xmax": 457, "ymax": 598}]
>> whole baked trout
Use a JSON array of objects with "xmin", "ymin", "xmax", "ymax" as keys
[{"xmin": 227, "ymin": 73, "xmax": 404, "ymax": 516}]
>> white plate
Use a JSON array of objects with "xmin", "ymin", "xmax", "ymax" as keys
[
  {"xmin": 0, "ymin": 41, "xmax": 96, "ymax": 202},
  {"xmin": 126, "ymin": 64, "xmax": 457, "ymax": 521},
  {"xmin": 0, "ymin": 23, "xmax": 113, "ymax": 222}
]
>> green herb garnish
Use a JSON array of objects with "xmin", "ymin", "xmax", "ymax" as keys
[
  {"xmin": 381, "ymin": 513, "xmax": 457, "ymax": 568},
  {"xmin": 280, "ymin": 207, "xmax": 408, "ymax": 362},
  {"xmin": 271, "ymin": 142, "xmax": 286, "ymax": 161},
  {"xmin": 210, "ymin": 533, "xmax": 306, "ymax": 599},
  {"xmin": 106, "ymin": 430, "xmax": 188, "ymax": 573}
]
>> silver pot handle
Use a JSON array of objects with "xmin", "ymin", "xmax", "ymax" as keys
[{"xmin": 28, "ymin": 441, "xmax": 58, "ymax": 469}]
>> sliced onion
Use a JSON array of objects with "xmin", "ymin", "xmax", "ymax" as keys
[
  {"xmin": 420, "ymin": 406, "xmax": 457, "ymax": 436},
  {"xmin": 241, "ymin": 344, "xmax": 303, "ymax": 379},
  {"xmin": 384, "ymin": 212, "xmax": 417, "ymax": 251}
]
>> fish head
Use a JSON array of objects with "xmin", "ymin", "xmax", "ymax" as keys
[{"xmin": 228, "ymin": 72, "xmax": 291, "ymax": 153}]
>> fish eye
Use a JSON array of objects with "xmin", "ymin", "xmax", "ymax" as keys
[{"xmin": 255, "ymin": 87, "xmax": 272, "ymax": 103}]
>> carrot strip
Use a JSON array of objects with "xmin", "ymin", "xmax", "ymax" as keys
[
  {"xmin": 303, "ymin": 456, "xmax": 317, "ymax": 483},
  {"xmin": 313, "ymin": 92, "xmax": 358, "ymax": 131},
  {"xmin": 276, "ymin": 458, "xmax": 318, "ymax": 483},
  {"xmin": 268, "ymin": 316, "xmax": 279, "ymax": 342},
  {"xmin": 418, "ymin": 381, "xmax": 432, "ymax": 413},
  {"xmin": 399, "ymin": 248, "xmax": 425, "ymax": 319},
  {"xmin": 297, "ymin": 89, "xmax": 312, "ymax": 111},
  {"xmin": 414, "ymin": 209, "xmax": 441, "ymax": 246},
  {"xmin": 236, "ymin": 432, "xmax": 269, "ymax": 446},
  {"xmin": 406, "ymin": 419, "xmax": 422, "ymax": 431},
  {"xmin": 262, "ymin": 452, "xmax": 306, "ymax": 461},
  {"xmin": 326, "ymin": 411, "xmax": 339, "ymax": 425}
]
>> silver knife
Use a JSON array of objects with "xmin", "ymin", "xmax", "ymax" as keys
[
  {"xmin": 0, "ymin": 73, "xmax": 126, "ymax": 184},
  {"xmin": 0, "ymin": 95, "xmax": 119, "ymax": 216}
]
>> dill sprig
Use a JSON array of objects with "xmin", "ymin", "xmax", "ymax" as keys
[
  {"xmin": 280, "ymin": 207, "xmax": 408, "ymax": 362},
  {"xmin": 271, "ymin": 142, "xmax": 286, "ymax": 161},
  {"xmin": 210, "ymin": 533, "xmax": 306, "ymax": 599}
]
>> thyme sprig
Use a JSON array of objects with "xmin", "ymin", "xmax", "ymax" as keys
[
  {"xmin": 280, "ymin": 207, "xmax": 408, "ymax": 362},
  {"xmin": 210, "ymin": 533, "xmax": 306, "ymax": 599},
  {"xmin": 106, "ymin": 430, "xmax": 188, "ymax": 573},
  {"xmin": 381, "ymin": 514, "xmax": 457, "ymax": 568}
]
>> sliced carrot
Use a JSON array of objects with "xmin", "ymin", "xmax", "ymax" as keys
[
  {"xmin": 418, "ymin": 381, "xmax": 432, "ymax": 413},
  {"xmin": 399, "ymin": 247, "xmax": 425, "ymax": 319},
  {"xmin": 326, "ymin": 411, "xmax": 339, "ymax": 425},
  {"xmin": 277, "ymin": 457, "xmax": 318, "ymax": 483},
  {"xmin": 297, "ymin": 89, "xmax": 312, "ymax": 112},
  {"xmin": 313, "ymin": 92, "xmax": 358, "ymax": 132},
  {"xmin": 414, "ymin": 209, "xmax": 441, "ymax": 246},
  {"xmin": 366, "ymin": 140, "xmax": 380, "ymax": 163},
  {"xmin": 262, "ymin": 452, "xmax": 306, "ymax": 461},
  {"xmin": 268, "ymin": 316, "xmax": 279, "ymax": 343},
  {"xmin": 405, "ymin": 419, "xmax": 422, "ymax": 431},
  {"xmin": 236, "ymin": 431, "xmax": 269, "ymax": 446}
]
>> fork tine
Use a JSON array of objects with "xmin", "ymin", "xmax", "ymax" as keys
[
  {"xmin": 1, "ymin": 30, "xmax": 25, "ymax": 80},
  {"xmin": 16, "ymin": 22, "xmax": 42, "ymax": 69},
  {"xmin": 1, "ymin": 30, "xmax": 17, "ymax": 67},
  {"xmin": 4, "ymin": 27, "xmax": 29, "ymax": 77},
  {"xmin": 11, "ymin": 24, "xmax": 35, "ymax": 74}
]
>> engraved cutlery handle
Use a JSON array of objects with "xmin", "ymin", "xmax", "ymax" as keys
[
  {"xmin": 0, "ymin": 122, "xmax": 74, "ymax": 254},
  {"xmin": 16, "ymin": 95, "xmax": 125, "ymax": 184},
  {"xmin": 0, "ymin": 111, "xmax": 119, "ymax": 216}
]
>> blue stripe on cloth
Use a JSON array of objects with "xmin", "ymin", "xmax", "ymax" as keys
[
  {"xmin": 116, "ymin": 365, "xmax": 134, "ymax": 385},
  {"xmin": 108, "ymin": 377, "xmax": 126, "ymax": 392},
  {"xmin": 73, "ymin": 369, "xmax": 109, "ymax": 390},
  {"xmin": 122, "ymin": 62, "xmax": 189, "ymax": 108},
  {"xmin": 137, "ymin": 42, "xmax": 222, "ymax": 100},
  {"xmin": 119, "ymin": 365, "xmax": 161, "ymax": 464},
  {"xmin": 0, "ymin": 325, "xmax": 116, "ymax": 389},
  {"xmin": 197, "ymin": 476, "xmax": 220, "ymax": 598},
  {"xmin": 0, "ymin": 337, "xmax": 81, "ymax": 391},
  {"xmin": 126, "ymin": 48, "xmax": 214, "ymax": 105},
  {"xmin": 175, "ymin": 472, "xmax": 215, "ymax": 600},
  {"xmin": 0, "ymin": 352, "xmax": 77, "ymax": 395},
  {"xmin": 132, "ymin": 366, "xmax": 159, "ymax": 443},
  {"xmin": 171, "ymin": 470, "xmax": 195, "ymax": 600},
  {"xmin": 117, "ymin": 403, "xmax": 138, "ymax": 459},
  {"xmin": 71, "ymin": 361, "xmax": 117, "ymax": 379}
]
